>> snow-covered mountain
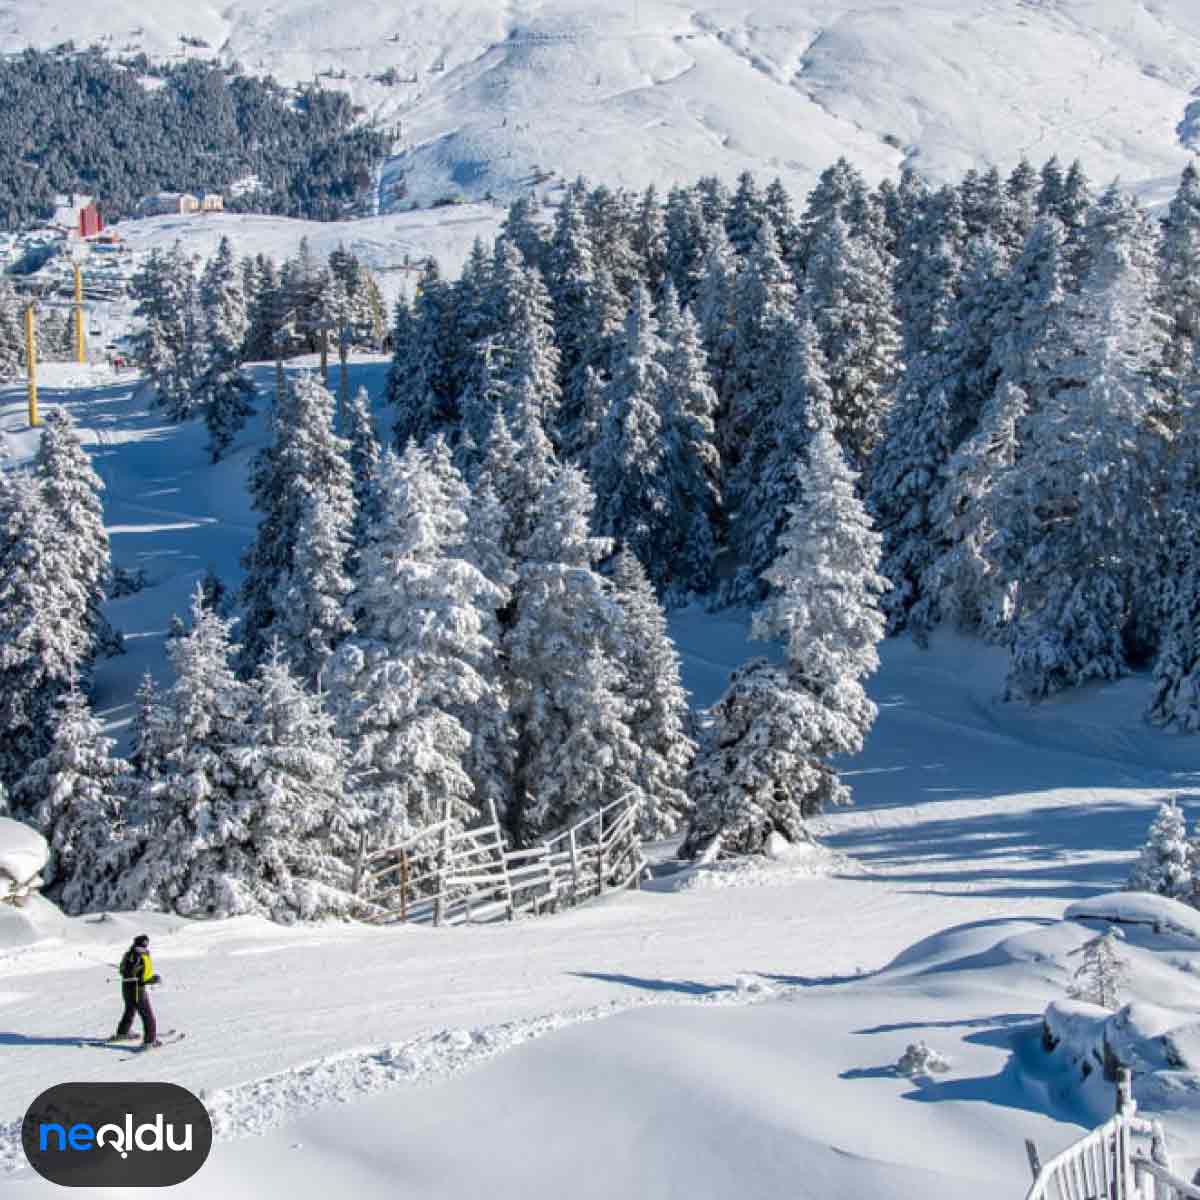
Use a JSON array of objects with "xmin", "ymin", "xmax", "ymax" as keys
[{"xmin": 3, "ymin": 0, "xmax": 1200, "ymax": 211}]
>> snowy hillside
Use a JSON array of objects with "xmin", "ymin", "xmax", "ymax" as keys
[{"xmin": 3, "ymin": 1, "xmax": 1200, "ymax": 212}]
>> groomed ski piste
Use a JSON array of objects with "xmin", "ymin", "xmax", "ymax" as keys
[{"xmin": 1, "ymin": 361, "xmax": 1200, "ymax": 1197}]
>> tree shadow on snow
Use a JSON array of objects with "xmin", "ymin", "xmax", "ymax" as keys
[
  {"xmin": 841, "ymin": 1021, "xmax": 1089, "ymax": 1122},
  {"xmin": 569, "ymin": 972, "xmax": 734, "ymax": 995},
  {"xmin": 825, "ymin": 800, "xmax": 1152, "ymax": 900},
  {"xmin": 853, "ymin": 1013, "xmax": 1041, "ymax": 1037}
]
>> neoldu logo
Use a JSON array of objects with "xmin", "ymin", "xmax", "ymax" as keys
[{"xmin": 23, "ymin": 1082, "xmax": 212, "ymax": 1187}]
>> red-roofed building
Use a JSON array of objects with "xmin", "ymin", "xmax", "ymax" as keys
[{"xmin": 50, "ymin": 194, "xmax": 103, "ymax": 238}]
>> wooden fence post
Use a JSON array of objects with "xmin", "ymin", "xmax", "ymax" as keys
[
  {"xmin": 569, "ymin": 829, "xmax": 579, "ymax": 903},
  {"xmin": 400, "ymin": 849, "xmax": 408, "ymax": 923},
  {"xmin": 352, "ymin": 830, "xmax": 368, "ymax": 899},
  {"xmin": 434, "ymin": 802, "xmax": 452, "ymax": 927},
  {"xmin": 596, "ymin": 806, "xmax": 605, "ymax": 897},
  {"xmin": 1024, "ymin": 1139, "xmax": 1041, "ymax": 1183},
  {"xmin": 1117, "ymin": 1067, "xmax": 1135, "ymax": 1117},
  {"xmin": 489, "ymin": 798, "xmax": 515, "ymax": 921}
]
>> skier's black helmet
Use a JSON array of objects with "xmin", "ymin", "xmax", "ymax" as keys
[{"xmin": 133, "ymin": 934, "xmax": 150, "ymax": 948}]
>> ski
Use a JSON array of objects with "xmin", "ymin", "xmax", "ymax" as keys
[{"xmin": 117, "ymin": 1031, "xmax": 185, "ymax": 1061}]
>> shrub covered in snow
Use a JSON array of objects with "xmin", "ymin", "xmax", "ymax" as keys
[
  {"xmin": 0, "ymin": 816, "xmax": 48, "ymax": 906},
  {"xmin": 1067, "ymin": 928, "xmax": 1127, "ymax": 1009},
  {"xmin": 1127, "ymin": 798, "xmax": 1194, "ymax": 902}
]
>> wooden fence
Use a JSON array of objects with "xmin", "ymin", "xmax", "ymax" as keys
[
  {"xmin": 1025, "ymin": 1070, "xmax": 1197, "ymax": 1200},
  {"xmin": 355, "ymin": 793, "xmax": 646, "ymax": 927}
]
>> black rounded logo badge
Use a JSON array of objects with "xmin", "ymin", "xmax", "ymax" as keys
[{"xmin": 22, "ymin": 1082, "xmax": 212, "ymax": 1187}]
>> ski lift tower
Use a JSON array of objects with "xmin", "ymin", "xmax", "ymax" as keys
[
  {"xmin": 67, "ymin": 239, "xmax": 90, "ymax": 365},
  {"xmin": 22, "ymin": 285, "xmax": 40, "ymax": 428}
]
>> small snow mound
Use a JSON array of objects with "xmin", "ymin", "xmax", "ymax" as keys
[
  {"xmin": 673, "ymin": 839, "xmax": 844, "ymax": 891},
  {"xmin": 735, "ymin": 974, "xmax": 774, "ymax": 997},
  {"xmin": 1065, "ymin": 892, "xmax": 1200, "ymax": 940},
  {"xmin": 896, "ymin": 1041, "xmax": 951, "ymax": 1077},
  {"xmin": 0, "ymin": 818, "xmax": 48, "ymax": 906}
]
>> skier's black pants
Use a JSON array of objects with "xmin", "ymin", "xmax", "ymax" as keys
[{"xmin": 116, "ymin": 982, "xmax": 157, "ymax": 1043}]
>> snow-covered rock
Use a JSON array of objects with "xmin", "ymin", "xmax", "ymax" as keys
[
  {"xmin": 1065, "ymin": 893, "xmax": 1200, "ymax": 941},
  {"xmin": 896, "ymin": 1041, "xmax": 951, "ymax": 1077},
  {"xmin": 0, "ymin": 818, "xmax": 47, "ymax": 906}
]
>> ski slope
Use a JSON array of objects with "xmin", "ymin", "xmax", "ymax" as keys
[
  {"xmin": 2, "ymin": 366, "xmax": 1200, "ymax": 1195},
  {"xmin": 2, "ymin": 1, "xmax": 1199, "ymax": 212}
]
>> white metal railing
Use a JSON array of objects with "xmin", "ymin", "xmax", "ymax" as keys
[{"xmin": 1025, "ymin": 1070, "xmax": 1193, "ymax": 1200}]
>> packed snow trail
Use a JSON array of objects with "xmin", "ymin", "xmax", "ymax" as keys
[{"xmin": 0, "ymin": 366, "xmax": 1186, "ymax": 1195}]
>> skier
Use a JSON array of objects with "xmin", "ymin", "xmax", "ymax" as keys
[{"xmin": 110, "ymin": 934, "xmax": 162, "ymax": 1047}]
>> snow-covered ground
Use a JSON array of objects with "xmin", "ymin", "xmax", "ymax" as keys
[
  {"xmin": 2, "ymin": 365, "xmax": 1200, "ymax": 1195},
  {"xmin": 111, "ymin": 208, "xmax": 508, "ymax": 310}
]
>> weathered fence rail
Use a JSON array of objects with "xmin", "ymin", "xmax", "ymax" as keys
[
  {"xmin": 356, "ymin": 793, "xmax": 645, "ymax": 926},
  {"xmin": 1025, "ymin": 1071, "xmax": 1193, "ymax": 1200}
]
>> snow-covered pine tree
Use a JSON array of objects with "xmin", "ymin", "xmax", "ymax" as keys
[
  {"xmin": 478, "ymin": 387, "xmax": 560, "ymax": 562},
  {"xmin": 654, "ymin": 284, "xmax": 722, "ymax": 596},
  {"xmin": 1126, "ymin": 797, "xmax": 1193, "ymax": 900},
  {"xmin": 243, "ymin": 254, "xmax": 283, "ymax": 362},
  {"xmin": 685, "ymin": 419, "xmax": 887, "ymax": 856},
  {"xmin": 694, "ymin": 220, "xmax": 738, "ymax": 408},
  {"xmin": 500, "ymin": 193, "xmax": 550, "ymax": 278},
  {"xmin": 631, "ymin": 184, "xmax": 668, "ymax": 296},
  {"xmin": 130, "ymin": 244, "xmax": 204, "ymax": 420},
  {"xmin": 0, "ymin": 278, "xmax": 25, "ymax": 380},
  {"xmin": 505, "ymin": 465, "xmax": 638, "ymax": 841},
  {"xmin": 1001, "ymin": 159, "xmax": 1039, "ymax": 258},
  {"xmin": 763, "ymin": 176, "xmax": 802, "ymax": 268},
  {"xmin": 239, "ymin": 371, "xmax": 354, "ymax": 674},
  {"xmin": 920, "ymin": 381, "xmax": 1025, "ymax": 637},
  {"xmin": 959, "ymin": 165, "xmax": 1010, "ymax": 243},
  {"xmin": 663, "ymin": 184, "xmax": 710, "ymax": 307},
  {"xmin": 343, "ymin": 385, "xmax": 382, "ymax": 549},
  {"xmin": 804, "ymin": 212, "xmax": 900, "ymax": 469},
  {"xmin": 198, "ymin": 235, "xmax": 256, "ymax": 461},
  {"xmin": 268, "ymin": 488, "xmax": 355, "ymax": 689},
  {"xmin": 996, "ymin": 190, "xmax": 1170, "ymax": 701},
  {"xmin": 590, "ymin": 283, "xmax": 673, "ymax": 586},
  {"xmin": 723, "ymin": 223, "xmax": 796, "ymax": 484},
  {"xmin": 223, "ymin": 646, "xmax": 363, "ymax": 922},
  {"xmin": 1147, "ymin": 528, "xmax": 1200, "ymax": 731},
  {"xmin": 108, "ymin": 588, "xmax": 249, "ymax": 916},
  {"xmin": 129, "ymin": 671, "xmax": 165, "ymax": 779},
  {"xmin": 797, "ymin": 157, "xmax": 882, "ymax": 272},
  {"xmin": 390, "ymin": 260, "xmax": 457, "ymax": 448},
  {"xmin": 546, "ymin": 192, "xmax": 625, "ymax": 460},
  {"xmin": 447, "ymin": 238, "xmax": 496, "ymax": 409},
  {"xmin": 737, "ymin": 312, "xmax": 833, "ymax": 581},
  {"xmin": 329, "ymin": 443, "xmax": 506, "ymax": 845},
  {"xmin": 582, "ymin": 184, "xmax": 641, "ymax": 298},
  {"xmin": 869, "ymin": 187, "xmax": 965, "ymax": 637},
  {"xmin": 609, "ymin": 549, "xmax": 694, "ymax": 838},
  {"xmin": 34, "ymin": 407, "xmax": 113, "ymax": 663},
  {"xmin": 12, "ymin": 680, "xmax": 129, "ymax": 901},
  {"xmin": 1157, "ymin": 162, "xmax": 1200, "ymax": 411},
  {"xmin": 726, "ymin": 170, "xmax": 765, "ymax": 256},
  {"xmin": 0, "ymin": 472, "xmax": 94, "ymax": 787},
  {"xmin": 696, "ymin": 174, "xmax": 732, "ymax": 227},
  {"xmin": 487, "ymin": 238, "xmax": 562, "ymax": 438},
  {"xmin": 988, "ymin": 216, "xmax": 1069, "ymax": 412}
]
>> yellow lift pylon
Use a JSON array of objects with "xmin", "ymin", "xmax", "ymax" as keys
[
  {"xmin": 24, "ymin": 301, "xmax": 38, "ymax": 428},
  {"xmin": 74, "ymin": 261, "xmax": 86, "ymax": 365}
]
